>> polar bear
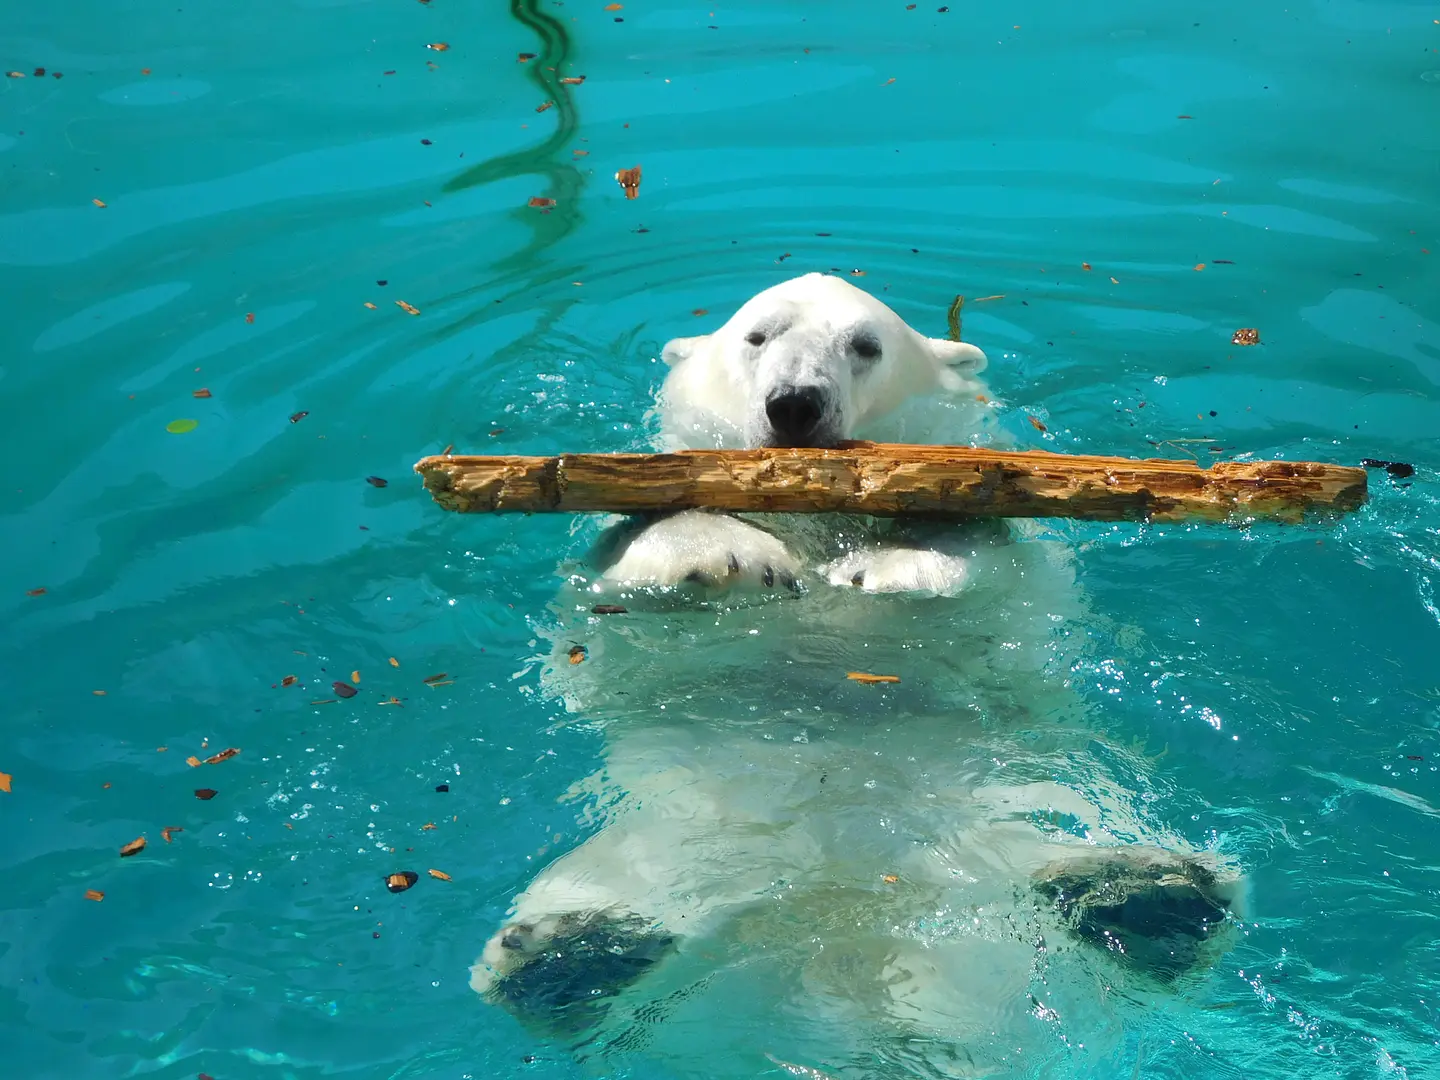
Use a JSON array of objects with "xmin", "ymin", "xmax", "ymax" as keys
[
  {"xmin": 470, "ymin": 274, "xmax": 1247, "ymax": 1076},
  {"xmin": 604, "ymin": 272, "xmax": 994, "ymax": 597}
]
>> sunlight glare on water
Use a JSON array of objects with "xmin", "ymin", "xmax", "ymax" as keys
[{"xmin": 1, "ymin": 1, "xmax": 1439, "ymax": 1078}]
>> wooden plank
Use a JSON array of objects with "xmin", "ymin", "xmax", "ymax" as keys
[{"xmin": 413, "ymin": 441, "xmax": 1367, "ymax": 524}]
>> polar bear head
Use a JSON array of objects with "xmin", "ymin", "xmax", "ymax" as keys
[{"xmin": 654, "ymin": 273, "xmax": 988, "ymax": 450}]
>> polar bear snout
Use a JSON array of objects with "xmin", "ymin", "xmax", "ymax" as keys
[
  {"xmin": 499, "ymin": 924, "xmax": 533, "ymax": 952},
  {"xmin": 762, "ymin": 383, "xmax": 837, "ymax": 447}
]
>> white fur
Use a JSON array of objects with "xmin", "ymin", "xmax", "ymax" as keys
[
  {"xmin": 655, "ymin": 272, "xmax": 988, "ymax": 451},
  {"xmin": 471, "ymin": 276, "xmax": 1247, "ymax": 1074},
  {"xmin": 608, "ymin": 273, "xmax": 992, "ymax": 595}
]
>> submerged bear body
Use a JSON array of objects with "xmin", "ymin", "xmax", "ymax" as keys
[{"xmin": 469, "ymin": 275, "xmax": 1247, "ymax": 1077}]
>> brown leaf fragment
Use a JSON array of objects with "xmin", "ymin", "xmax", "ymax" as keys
[
  {"xmin": 0, "ymin": 772, "xmax": 10, "ymax": 793},
  {"xmin": 386, "ymin": 870, "xmax": 419, "ymax": 893},
  {"xmin": 310, "ymin": 699, "xmax": 337, "ymax": 705},
  {"xmin": 615, "ymin": 165, "xmax": 642, "ymax": 200},
  {"xmin": 560, "ymin": 75, "xmax": 586, "ymax": 84},
  {"xmin": 85, "ymin": 889, "xmax": 105, "ymax": 902},
  {"xmin": 423, "ymin": 672, "xmax": 448, "ymax": 684},
  {"xmin": 195, "ymin": 788, "xmax": 218, "ymax": 800},
  {"xmin": 161, "ymin": 826, "xmax": 183, "ymax": 843},
  {"xmin": 847, "ymin": 672, "xmax": 900, "ymax": 684},
  {"xmin": 245, "ymin": 312, "xmax": 255, "ymax": 324},
  {"xmin": 1109, "ymin": 276, "xmax": 1119, "ymax": 284},
  {"xmin": 388, "ymin": 657, "xmax": 400, "ymax": 667},
  {"xmin": 1027, "ymin": 415, "xmax": 1048, "ymax": 432},
  {"xmin": 364, "ymin": 301, "xmax": 378, "ymax": 310},
  {"xmin": 379, "ymin": 696, "xmax": 403, "ymax": 706},
  {"xmin": 92, "ymin": 198, "xmax": 107, "ymax": 208},
  {"xmin": 972, "ymin": 294, "xmax": 1004, "ymax": 302},
  {"xmin": 427, "ymin": 680, "xmax": 455, "ymax": 687},
  {"xmin": 427, "ymin": 42, "xmax": 450, "ymax": 51},
  {"xmin": 289, "ymin": 411, "xmax": 309, "ymax": 423},
  {"xmin": 333, "ymin": 682, "xmax": 358, "ymax": 698},
  {"xmin": 4, "ymin": 71, "xmax": 23, "ymax": 78},
  {"xmin": 882, "ymin": 873, "xmax": 899, "ymax": 884},
  {"xmin": 193, "ymin": 388, "xmax": 212, "ymax": 398},
  {"xmin": 94, "ymin": 690, "xmax": 107, "ymax": 696},
  {"xmin": 366, "ymin": 476, "xmax": 388, "ymax": 487},
  {"xmin": 1081, "ymin": 262, "xmax": 1092, "ymax": 271},
  {"xmin": 573, "ymin": 149, "xmax": 590, "ymax": 156},
  {"xmin": 605, "ymin": 2, "xmax": 622, "ymax": 8},
  {"xmin": 396, "ymin": 300, "xmax": 420, "ymax": 315},
  {"xmin": 568, "ymin": 646, "xmax": 587, "ymax": 665},
  {"xmin": 421, "ymin": 822, "xmax": 437, "ymax": 830},
  {"xmin": 536, "ymin": 100, "xmax": 554, "ymax": 112},
  {"xmin": 205, "ymin": 748, "xmax": 240, "ymax": 764},
  {"xmin": 1231, "ymin": 327, "xmax": 1260, "ymax": 346},
  {"xmin": 691, "ymin": 308, "xmax": 708, "ymax": 316},
  {"xmin": 26, "ymin": 587, "xmax": 46, "ymax": 597},
  {"xmin": 281, "ymin": 675, "xmax": 297, "ymax": 687},
  {"xmin": 120, "ymin": 836, "xmax": 146, "ymax": 857},
  {"xmin": 1193, "ymin": 263, "xmax": 1205, "ymax": 271},
  {"xmin": 186, "ymin": 756, "xmax": 203, "ymax": 768},
  {"xmin": 427, "ymin": 868, "xmax": 452, "ymax": 881},
  {"xmin": 517, "ymin": 52, "xmax": 537, "ymax": 61}
]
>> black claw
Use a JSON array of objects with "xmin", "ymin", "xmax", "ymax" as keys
[
  {"xmin": 779, "ymin": 570, "xmax": 798, "ymax": 592},
  {"xmin": 762, "ymin": 565, "xmax": 775, "ymax": 588},
  {"xmin": 727, "ymin": 553, "xmax": 740, "ymax": 575}
]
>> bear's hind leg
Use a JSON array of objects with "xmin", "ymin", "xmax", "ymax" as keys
[{"xmin": 1032, "ymin": 846, "xmax": 1246, "ymax": 981}]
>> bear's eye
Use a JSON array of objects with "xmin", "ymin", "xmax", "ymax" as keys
[
  {"xmin": 852, "ymin": 335, "xmax": 882, "ymax": 362},
  {"xmin": 744, "ymin": 330, "xmax": 766, "ymax": 347}
]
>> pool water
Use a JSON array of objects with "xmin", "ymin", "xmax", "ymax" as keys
[{"xmin": 3, "ymin": 0, "xmax": 1439, "ymax": 1077}]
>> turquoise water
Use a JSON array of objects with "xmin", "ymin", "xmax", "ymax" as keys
[{"xmin": 4, "ymin": 0, "xmax": 1440, "ymax": 1077}]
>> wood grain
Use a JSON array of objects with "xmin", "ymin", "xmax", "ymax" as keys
[{"xmin": 413, "ymin": 442, "xmax": 1367, "ymax": 524}]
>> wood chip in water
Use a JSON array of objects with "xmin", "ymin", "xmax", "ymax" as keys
[{"xmin": 386, "ymin": 871, "xmax": 418, "ymax": 893}]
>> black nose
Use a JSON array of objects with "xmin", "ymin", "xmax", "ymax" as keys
[
  {"xmin": 501, "ymin": 925, "xmax": 532, "ymax": 951},
  {"xmin": 764, "ymin": 385, "xmax": 826, "ymax": 444}
]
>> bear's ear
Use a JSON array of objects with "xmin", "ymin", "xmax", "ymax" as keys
[
  {"xmin": 661, "ymin": 334, "xmax": 709, "ymax": 366},
  {"xmin": 926, "ymin": 337, "xmax": 988, "ymax": 377}
]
